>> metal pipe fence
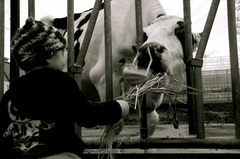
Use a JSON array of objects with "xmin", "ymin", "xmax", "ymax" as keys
[
  {"xmin": 0, "ymin": 0, "xmax": 4, "ymax": 101},
  {"xmin": 1, "ymin": 0, "xmax": 240, "ymax": 151}
]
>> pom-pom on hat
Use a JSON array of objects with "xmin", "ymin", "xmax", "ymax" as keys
[{"xmin": 11, "ymin": 17, "xmax": 66, "ymax": 71}]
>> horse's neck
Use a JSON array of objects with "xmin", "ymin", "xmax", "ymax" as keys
[{"xmin": 141, "ymin": 0, "xmax": 167, "ymax": 26}]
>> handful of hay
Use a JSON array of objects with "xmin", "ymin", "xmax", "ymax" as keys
[
  {"xmin": 98, "ymin": 67, "xmax": 167, "ymax": 159},
  {"xmin": 98, "ymin": 47, "xmax": 170, "ymax": 159},
  {"xmin": 98, "ymin": 118, "xmax": 124, "ymax": 159},
  {"xmin": 117, "ymin": 71, "xmax": 167, "ymax": 108}
]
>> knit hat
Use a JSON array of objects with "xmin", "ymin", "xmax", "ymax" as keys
[{"xmin": 11, "ymin": 17, "xmax": 66, "ymax": 71}]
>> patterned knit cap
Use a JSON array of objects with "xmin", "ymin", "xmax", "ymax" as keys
[{"xmin": 11, "ymin": 17, "xmax": 66, "ymax": 71}]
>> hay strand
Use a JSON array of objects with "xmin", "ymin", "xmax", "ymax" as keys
[{"xmin": 98, "ymin": 72, "xmax": 167, "ymax": 159}]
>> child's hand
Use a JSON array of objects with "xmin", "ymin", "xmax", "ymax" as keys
[{"xmin": 116, "ymin": 100, "xmax": 129, "ymax": 118}]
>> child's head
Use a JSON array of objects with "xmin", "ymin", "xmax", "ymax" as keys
[{"xmin": 11, "ymin": 17, "xmax": 67, "ymax": 72}]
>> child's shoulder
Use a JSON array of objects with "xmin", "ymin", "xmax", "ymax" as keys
[
  {"xmin": 43, "ymin": 68, "xmax": 77, "ymax": 84},
  {"xmin": 31, "ymin": 68, "xmax": 68, "ymax": 78},
  {"xmin": 12, "ymin": 68, "xmax": 73, "ymax": 86}
]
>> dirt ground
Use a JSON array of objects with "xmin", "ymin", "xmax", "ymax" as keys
[
  {"xmin": 81, "ymin": 124, "xmax": 235, "ymax": 139},
  {"xmin": 124, "ymin": 103, "xmax": 235, "ymax": 125},
  {"xmin": 81, "ymin": 103, "xmax": 236, "ymax": 139},
  {"xmin": 81, "ymin": 124, "xmax": 238, "ymax": 156},
  {"xmin": 80, "ymin": 103, "xmax": 239, "ymax": 157}
]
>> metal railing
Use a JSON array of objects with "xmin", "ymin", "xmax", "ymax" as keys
[{"xmin": 2, "ymin": 0, "xmax": 240, "ymax": 151}]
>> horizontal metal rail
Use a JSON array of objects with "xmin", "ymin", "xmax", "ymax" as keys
[
  {"xmin": 83, "ymin": 137, "xmax": 240, "ymax": 149},
  {"xmin": 5, "ymin": 0, "xmax": 240, "ymax": 153},
  {"xmin": 81, "ymin": 152, "xmax": 240, "ymax": 159}
]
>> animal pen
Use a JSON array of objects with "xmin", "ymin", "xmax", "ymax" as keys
[{"xmin": 0, "ymin": 0, "xmax": 240, "ymax": 158}]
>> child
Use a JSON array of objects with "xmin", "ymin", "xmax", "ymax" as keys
[{"xmin": 0, "ymin": 17, "xmax": 129, "ymax": 159}]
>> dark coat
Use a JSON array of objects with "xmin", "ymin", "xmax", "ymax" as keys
[{"xmin": 0, "ymin": 68, "xmax": 122, "ymax": 159}]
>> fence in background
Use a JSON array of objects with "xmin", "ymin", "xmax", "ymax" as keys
[{"xmin": 163, "ymin": 56, "xmax": 240, "ymax": 104}]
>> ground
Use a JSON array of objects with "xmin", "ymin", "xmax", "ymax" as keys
[
  {"xmin": 81, "ymin": 103, "xmax": 236, "ymax": 141},
  {"xmin": 81, "ymin": 124, "xmax": 237, "ymax": 157},
  {"xmin": 125, "ymin": 103, "xmax": 234, "ymax": 125},
  {"xmin": 81, "ymin": 103, "xmax": 239, "ymax": 158}
]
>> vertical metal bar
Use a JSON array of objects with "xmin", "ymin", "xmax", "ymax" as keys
[
  {"xmin": 67, "ymin": 0, "xmax": 75, "ymax": 72},
  {"xmin": 195, "ymin": 0, "xmax": 220, "ymax": 59},
  {"xmin": 0, "ymin": 0, "xmax": 4, "ymax": 101},
  {"xmin": 28, "ymin": 0, "xmax": 35, "ymax": 18},
  {"xmin": 140, "ymin": 94, "xmax": 149, "ymax": 149},
  {"xmin": 72, "ymin": 0, "xmax": 102, "ymax": 136},
  {"xmin": 194, "ymin": 67, "xmax": 204, "ymax": 139},
  {"xmin": 75, "ymin": 0, "xmax": 103, "ymax": 69},
  {"xmin": 66, "ymin": 0, "xmax": 82, "ymax": 138},
  {"xmin": 10, "ymin": 0, "xmax": 20, "ymax": 83},
  {"xmin": 104, "ymin": 0, "xmax": 113, "ymax": 101},
  {"xmin": 135, "ymin": 0, "xmax": 144, "ymax": 50},
  {"xmin": 135, "ymin": 0, "xmax": 148, "ymax": 145},
  {"xmin": 74, "ymin": 0, "xmax": 102, "ymax": 94},
  {"xmin": 194, "ymin": 0, "xmax": 220, "ymax": 139},
  {"xmin": 183, "ymin": 0, "xmax": 197, "ymax": 134},
  {"xmin": 73, "ymin": 0, "xmax": 102, "ymax": 104},
  {"xmin": 227, "ymin": 0, "xmax": 240, "ymax": 138}
]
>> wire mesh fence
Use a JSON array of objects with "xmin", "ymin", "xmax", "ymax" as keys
[{"xmin": 163, "ymin": 56, "xmax": 239, "ymax": 104}]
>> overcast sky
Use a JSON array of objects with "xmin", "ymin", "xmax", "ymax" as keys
[{"xmin": 4, "ymin": 0, "xmax": 233, "ymax": 59}]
